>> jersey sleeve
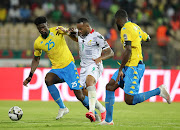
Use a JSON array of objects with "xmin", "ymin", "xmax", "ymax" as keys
[
  {"xmin": 96, "ymin": 33, "xmax": 110, "ymax": 50},
  {"xmin": 141, "ymin": 30, "xmax": 149, "ymax": 41},
  {"xmin": 121, "ymin": 28, "xmax": 133, "ymax": 46},
  {"xmin": 34, "ymin": 40, "xmax": 42, "ymax": 57}
]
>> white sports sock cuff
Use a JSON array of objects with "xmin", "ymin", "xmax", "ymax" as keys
[{"xmin": 86, "ymin": 86, "xmax": 96, "ymax": 91}]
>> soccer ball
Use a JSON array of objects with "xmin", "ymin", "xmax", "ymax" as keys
[{"xmin": 8, "ymin": 106, "xmax": 23, "ymax": 121}]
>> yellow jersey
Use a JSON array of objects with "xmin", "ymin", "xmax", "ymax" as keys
[
  {"xmin": 120, "ymin": 21, "xmax": 149, "ymax": 66},
  {"xmin": 34, "ymin": 26, "xmax": 74, "ymax": 69}
]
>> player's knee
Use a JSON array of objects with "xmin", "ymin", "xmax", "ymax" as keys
[
  {"xmin": 106, "ymin": 83, "xmax": 115, "ymax": 91},
  {"xmin": 45, "ymin": 77, "xmax": 53, "ymax": 86},
  {"xmin": 76, "ymin": 94, "xmax": 84, "ymax": 102},
  {"xmin": 124, "ymin": 96, "xmax": 133, "ymax": 105}
]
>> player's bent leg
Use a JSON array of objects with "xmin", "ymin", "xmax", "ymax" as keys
[
  {"xmin": 81, "ymin": 88, "xmax": 102, "ymax": 122},
  {"xmin": 124, "ymin": 87, "xmax": 161, "ymax": 105},
  {"xmin": 45, "ymin": 72, "xmax": 68, "ymax": 119}
]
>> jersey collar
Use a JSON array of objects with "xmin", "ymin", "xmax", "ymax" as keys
[
  {"xmin": 124, "ymin": 21, "xmax": 131, "ymax": 26},
  {"xmin": 90, "ymin": 29, "xmax": 94, "ymax": 34}
]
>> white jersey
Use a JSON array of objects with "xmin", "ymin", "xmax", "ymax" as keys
[{"xmin": 78, "ymin": 29, "xmax": 110, "ymax": 67}]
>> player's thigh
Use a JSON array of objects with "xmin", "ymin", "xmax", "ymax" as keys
[
  {"xmin": 45, "ymin": 72, "xmax": 63, "ymax": 86},
  {"xmin": 109, "ymin": 69, "xmax": 124, "ymax": 90},
  {"xmin": 106, "ymin": 78, "xmax": 119, "ymax": 91},
  {"xmin": 123, "ymin": 67, "xmax": 140, "ymax": 95},
  {"xmin": 85, "ymin": 64, "xmax": 102, "ymax": 87},
  {"xmin": 80, "ymin": 67, "xmax": 86, "ymax": 88},
  {"xmin": 63, "ymin": 62, "xmax": 82, "ymax": 90}
]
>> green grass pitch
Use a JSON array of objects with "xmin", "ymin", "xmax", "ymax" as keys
[{"xmin": 0, "ymin": 101, "xmax": 179, "ymax": 130}]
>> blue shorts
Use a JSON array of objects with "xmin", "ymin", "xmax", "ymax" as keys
[
  {"xmin": 111, "ymin": 63, "xmax": 145, "ymax": 95},
  {"xmin": 48, "ymin": 61, "xmax": 83, "ymax": 90}
]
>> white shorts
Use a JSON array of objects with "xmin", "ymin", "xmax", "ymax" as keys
[{"xmin": 80, "ymin": 63, "xmax": 103, "ymax": 88}]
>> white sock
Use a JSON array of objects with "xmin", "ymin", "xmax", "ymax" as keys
[
  {"xmin": 95, "ymin": 100, "xmax": 106, "ymax": 113},
  {"xmin": 87, "ymin": 86, "xmax": 96, "ymax": 113}
]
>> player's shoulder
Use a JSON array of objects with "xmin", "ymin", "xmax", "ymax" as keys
[
  {"xmin": 93, "ymin": 31, "xmax": 104, "ymax": 39},
  {"xmin": 34, "ymin": 35, "xmax": 42, "ymax": 44}
]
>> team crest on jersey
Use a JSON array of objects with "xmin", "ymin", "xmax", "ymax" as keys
[
  {"xmin": 123, "ymin": 34, "xmax": 128, "ymax": 40},
  {"xmin": 87, "ymin": 40, "xmax": 92, "ymax": 45},
  {"xmin": 50, "ymin": 32, "xmax": 54, "ymax": 36}
]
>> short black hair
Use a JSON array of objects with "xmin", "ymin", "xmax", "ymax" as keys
[
  {"xmin": 77, "ymin": 18, "xmax": 89, "ymax": 24},
  {"xmin": 115, "ymin": 9, "xmax": 128, "ymax": 19},
  {"xmin": 34, "ymin": 16, "xmax": 47, "ymax": 26}
]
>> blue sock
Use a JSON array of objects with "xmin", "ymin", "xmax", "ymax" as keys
[
  {"xmin": 82, "ymin": 96, "xmax": 98, "ymax": 114},
  {"xmin": 132, "ymin": 88, "xmax": 160, "ymax": 105},
  {"xmin": 47, "ymin": 85, "xmax": 66, "ymax": 108},
  {"xmin": 105, "ymin": 90, "xmax": 115, "ymax": 123}
]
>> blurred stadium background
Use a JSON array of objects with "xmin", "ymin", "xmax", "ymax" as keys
[{"xmin": 0, "ymin": 0, "xmax": 180, "ymax": 68}]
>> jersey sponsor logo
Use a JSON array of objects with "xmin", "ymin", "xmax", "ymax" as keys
[
  {"xmin": 71, "ymin": 81, "xmax": 77, "ymax": 88},
  {"xmin": 123, "ymin": 34, "xmax": 128, "ymax": 40},
  {"xmin": 45, "ymin": 39, "xmax": 55, "ymax": 51}
]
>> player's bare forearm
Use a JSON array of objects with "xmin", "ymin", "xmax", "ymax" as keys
[
  {"xmin": 119, "ymin": 45, "xmax": 131, "ymax": 71},
  {"xmin": 23, "ymin": 56, "xmax": 40, "ymax": 86},
  {"xmin": 30, "ymin": 56, "xmax": 40, "ymax": 74},
  {"xmin": 100, "ymin": 47, "xmax": 114, "ymax": 60},
  {"xmin": 93, "ymin": 47, "xmax": 114, "ymax": 64},
  {"xmin": 68, "ymin": 33, "xmax": 78, "ymax": 42}
]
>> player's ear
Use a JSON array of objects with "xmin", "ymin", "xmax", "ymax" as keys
[{"xmin": 47, "ymin": 23, "xmax": 50, "ymax": 28}]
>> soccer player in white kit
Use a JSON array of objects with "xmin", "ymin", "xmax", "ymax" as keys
[{"xmin": 56, "ymin": 18, "xmax": 114, "ymax": 122}]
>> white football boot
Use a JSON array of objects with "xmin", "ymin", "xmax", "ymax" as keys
[
  {"xmin": 99, "ymin": 120, "xmax": 114, "ymax": 125},
  {"xmin": 56, "ymin": 107, "xmax": 69, "ymax": 120},
  {"xmin": 158, "ymin": 84, "xmax": 171, "ymax": 104}
]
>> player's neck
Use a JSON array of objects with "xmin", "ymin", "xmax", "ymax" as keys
[
  {"xmin": 88, "ymin": 27, "xmax": 92, "ymax": 34},
  {"xmin": 41, "ymin": 30, "xmax": 50, "ymax": 39},
  {"xmin": 122, "ymin": 19, "xmax": 129, "ymax": 27}
]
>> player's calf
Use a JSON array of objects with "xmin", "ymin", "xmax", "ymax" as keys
[{"xmin": 124, "ymin": 94, "xmax": 134, "ymax": 105}]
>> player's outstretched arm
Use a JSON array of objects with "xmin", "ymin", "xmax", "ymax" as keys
[
  {"xmin": 56, "ymin": 27, "xmax": 78, "ymax": 42},
  {"xmin": 93, "ymin": 47, "xmax": 114, "ymax": 64},
  {"xmin": 23, "ymin": 56, "xmax": 40, "ymax": 87},
  {"xmin": 115, "ymin": 44, "xmax": 131, "ymax": 84}
]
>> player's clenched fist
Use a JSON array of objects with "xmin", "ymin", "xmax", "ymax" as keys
[{"xmin": 23, "ymin": 77, "xmax": 32, "ymax": 87}]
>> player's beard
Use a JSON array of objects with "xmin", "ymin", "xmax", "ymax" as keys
[
  {"xmin": 41, "ymin": 32, "xmax": 48, "ymax": 39},
  {"xmin": 116, "ymin": 24, "xmax": 122, "ymax": 31}
]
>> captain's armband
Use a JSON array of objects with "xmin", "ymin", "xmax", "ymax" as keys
[{"xmin": 123, "ymin": 41, "xmax": 131, "ymax": 47}]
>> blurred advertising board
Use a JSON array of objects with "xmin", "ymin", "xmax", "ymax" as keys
[{"xmin": 0, "ymin": 68, "xmax": 180, "ymax": 102}]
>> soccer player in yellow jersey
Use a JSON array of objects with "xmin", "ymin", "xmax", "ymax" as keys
[
  {"xmin": 23, "ymin": 16, "xmax": 92, "ymax": 120},
  {"xmin": 100, "ymin": 9, "xmax": 171, "ymax": 125}
]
